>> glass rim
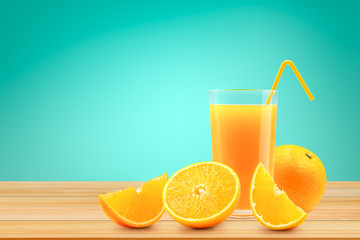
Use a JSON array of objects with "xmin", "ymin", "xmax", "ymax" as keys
[{"xmin": 209, "ymin": 89, "xmax": 277, "ymax": 93}]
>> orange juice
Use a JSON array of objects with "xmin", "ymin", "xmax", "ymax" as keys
[{"xmin": 210, "ymin": 104, "xmax": 277, "ymax": 211}]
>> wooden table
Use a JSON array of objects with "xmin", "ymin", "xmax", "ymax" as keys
[{"xmin": 0, "ymin": 181, "xmax": 359, "ymax": 239}]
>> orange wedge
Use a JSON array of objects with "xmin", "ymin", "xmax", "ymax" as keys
[
  {"xmin": 99, "ymin": 173, "xmax": 168, "ymax": 228},
  {"xmin": 250, "ymin": 163, "xmax": 307, "ymax": 230},
  {"xmin": 163, "ymin": 162, "xmax": 240, "ymax": 228}
]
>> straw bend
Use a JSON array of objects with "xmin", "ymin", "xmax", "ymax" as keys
[{"xmin": 266, "ymin": 60, "xmax": 315, "ymax": 105}]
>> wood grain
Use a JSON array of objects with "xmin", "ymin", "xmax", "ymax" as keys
[
  {"xmin": 0, "ymin": 181, "xmax": 359, "ymax": 239},
  {"xmin": 1, "ymin": 220, "xmax": 360, "ymax": 239}
]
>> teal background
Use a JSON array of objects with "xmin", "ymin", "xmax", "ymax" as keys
[{"xmin": 0, "ymin": 0, "xmax": 359, "ymax": 181}]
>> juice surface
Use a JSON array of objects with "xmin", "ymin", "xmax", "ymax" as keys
[{"xmin": 210, "ymin": 104, "xmax": 277, "ymax": 210}]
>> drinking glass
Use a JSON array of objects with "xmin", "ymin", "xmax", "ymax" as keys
[{"xmin": 209, "ymin": 89, "xmax": 278, "ymax": 217}]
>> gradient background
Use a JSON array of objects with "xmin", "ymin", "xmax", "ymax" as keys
[{"xmin": 1, "ymin": 0, "xmax": 359, "ymax": 181}]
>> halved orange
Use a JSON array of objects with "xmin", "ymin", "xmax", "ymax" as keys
[
  {"xmin": 99, "ymin": 173, "xmax": 168, "ymax": 228},
  {"xmin": 163, "ymin": 162, "xmax": 240, "ymax": 228},
  {"xmin": 250, "ymin": 162, "xmax": 307, "ymax": 230}
]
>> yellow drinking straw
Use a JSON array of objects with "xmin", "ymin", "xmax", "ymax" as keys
[{"xmin": 266, "ymin": 60, "xmax": 315, "ymax": 105}]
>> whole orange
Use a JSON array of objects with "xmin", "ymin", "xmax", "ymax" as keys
[{"xmin": 274, "ymin": 145, "xmax": 326, "ymax": 213}]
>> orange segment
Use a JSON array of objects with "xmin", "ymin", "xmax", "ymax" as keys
[
  {"xmin": 99, "ymin": 173, "xmax": 168, "ymax": 228},
  {"xmin": 163, "ymin": 162, "xmax": 240, "ymax": 228},
  {"xmin": 250, "ymin": 163, "xmax": 307, "ymax": 230}
]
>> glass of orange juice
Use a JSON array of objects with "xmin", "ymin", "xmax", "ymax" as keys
[{"xmin": 209, "ymin": 89, "xmax": 278, "ymax": 217}]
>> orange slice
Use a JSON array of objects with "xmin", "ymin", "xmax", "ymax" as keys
[
  {"xmin": 99, "ymin": 173, "xmax": 168, "ymax": 228},
  {"xmin": 163, "ymin": 162, "xmax": 240, "ymax": 228},
  {"xmin": 250, "ymin": 163, "xmax": 308, "ymax": 230}
]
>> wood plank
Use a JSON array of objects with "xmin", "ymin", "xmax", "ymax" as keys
[
  {"xmin": 0, "ymin": 182, "xmax": 359, "ymax": 198},
  {"xmin": 1, "ymin": 197, "xmax": 360, "ymax": 221},
  {"xmin": 0, "ymin": 181, "xmax": 142, "ymax": 189},
  {"xmin": 0, "ymin": 182, "xmax": 359, "ymax": 239},
  {"xmin": 0, "ymin": 220, "xmax": 359, "ymax": 239},
  {"xmin": 0, "ymin": 181, "xmax": 358, "ymax": 189},
  {"xmin": 1, "ymin": 190, "xmax": 358, "ymax": 198}
]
